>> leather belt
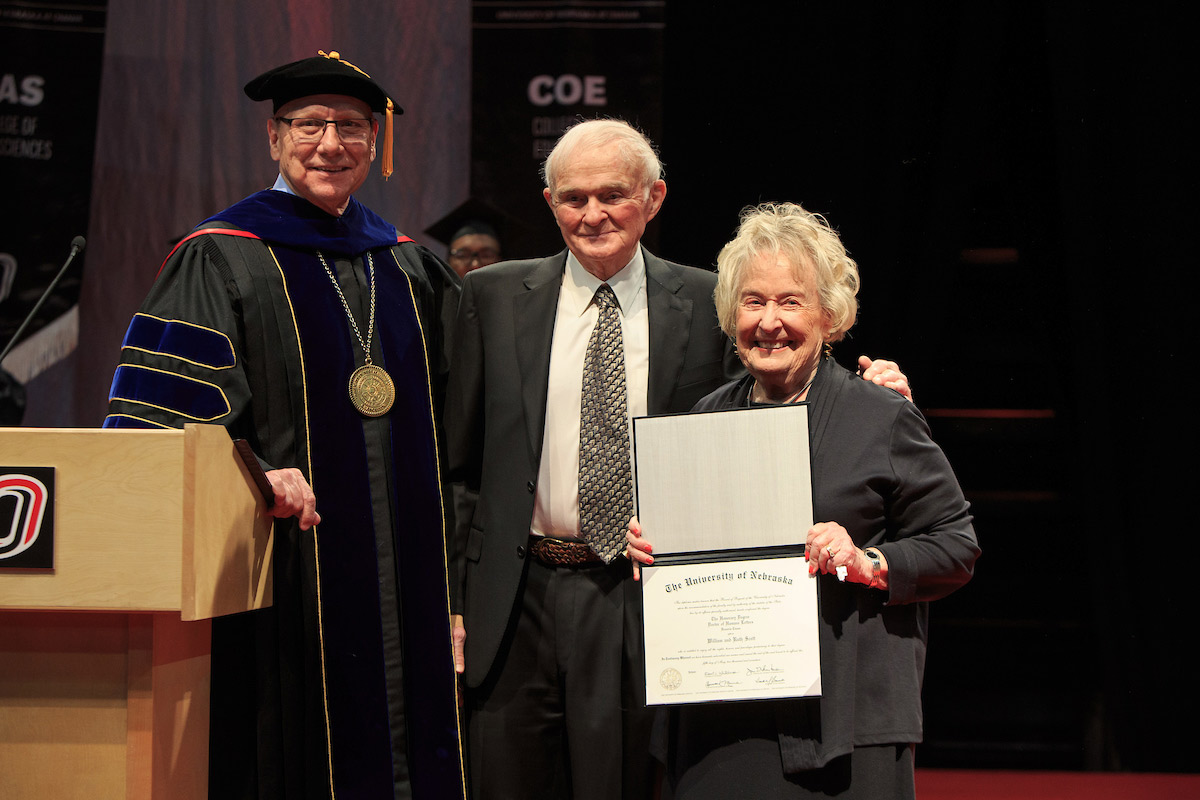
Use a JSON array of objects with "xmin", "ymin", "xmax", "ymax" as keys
[{"xmin": 528, "ymin": 535, "xmax": 605, "ymax": 568}]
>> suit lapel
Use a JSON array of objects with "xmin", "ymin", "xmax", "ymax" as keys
[
  {"xmin": 644, "ymin": 250, "xmax": 692, "ymax": 415},
  {"xmin": 514, "ymin": 252, "xmax": 567, "ymax": 461}
]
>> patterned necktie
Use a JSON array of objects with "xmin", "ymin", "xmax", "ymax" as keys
[{"xmin": 579, "ymin": 284, "xmax": 633, "ymax": 563}]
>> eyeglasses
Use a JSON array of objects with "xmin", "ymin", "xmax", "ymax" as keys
[
  {"xmin": 449, "ymin": 248, "xmax": 501, "ymax": 266},
  {"xmin": 275, "ymin": 116, "xmax": 373, "ymax": 143}
]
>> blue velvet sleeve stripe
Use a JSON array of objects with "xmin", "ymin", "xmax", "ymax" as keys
[
  {"xmin": 121, "ymin": 313, "xmax": 236, "ymax": 369},
  {"xmin": 108, "ymin": 364, "xmax": 232, "ymax": 422}
]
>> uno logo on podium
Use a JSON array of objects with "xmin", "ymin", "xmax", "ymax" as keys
[{"xmin": 1, "ymin": 468, "xmax": 54, "ymax": 569}]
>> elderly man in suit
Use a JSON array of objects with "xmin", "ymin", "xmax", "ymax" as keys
[{"xmin": 446, "ymin": 119, "xmax": 909, "ymax": 800}]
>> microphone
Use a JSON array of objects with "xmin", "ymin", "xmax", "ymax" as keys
[{"xmin": 0, "ymin": 235, "xmax": 87, "ymax": 365}]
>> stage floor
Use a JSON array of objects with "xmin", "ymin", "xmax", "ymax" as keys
[{"xmin": 916, "ymin": 769, "xmax": 1200, "ymax": 799}]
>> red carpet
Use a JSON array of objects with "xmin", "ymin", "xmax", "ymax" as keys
[{"xmin": 916, "ymin": 769, "xmax": 1200, "ymax": 799}]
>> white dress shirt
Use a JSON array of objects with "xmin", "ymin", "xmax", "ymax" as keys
[{"xmin": 530, "ymin": 249, "xmax": 650, "ymax": 540}]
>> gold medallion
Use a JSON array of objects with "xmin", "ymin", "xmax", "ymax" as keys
[
  {"xmin": 318, "ymin": 251, "xmax": 398, "ymax": 418},
  {"xmin": 348, "ymin": 363, "xmax": 395, "ymax": 417}
]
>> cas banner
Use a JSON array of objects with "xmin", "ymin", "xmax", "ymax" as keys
[
  {"xmin": 469, "ymin": 0, "xmax": 665, "ymax": 259},
  {"xmin": 0, "ymin": 1, "xmax": 107, "ymax": 389}
]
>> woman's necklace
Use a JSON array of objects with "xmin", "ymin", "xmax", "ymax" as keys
[
  {"xmin": 750, "ymin": 375, "xmax": 814, "ymax": 405},
  {"xmin": 317, "ymin": 251, "xmax": 395, "ymax": 417}
]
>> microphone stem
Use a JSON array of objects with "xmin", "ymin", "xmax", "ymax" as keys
[{"xmin": 0, "ymin": 240, "xmax": 85, "ymax": 366}]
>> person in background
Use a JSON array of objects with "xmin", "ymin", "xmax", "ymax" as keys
[
  {"xmin": 425, "ymin": 198, "xmax": 507, "ymax": 281},
  {"xmin": 447, "ymin": 219, "xmax": 503, "ymax": 279}
]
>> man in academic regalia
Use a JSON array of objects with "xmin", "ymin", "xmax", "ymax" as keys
[{"xmin": 103, "ymin": 51, "xmax": 465, "ymax": 799}]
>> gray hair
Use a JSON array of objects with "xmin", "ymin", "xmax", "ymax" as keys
[
  {"xmin": 541, "ymin": 119, "xmax": 663, "ymax": 194},
  {"xmin": 714, "ymin": 202, "xmax": 860, "ymax": 343}
]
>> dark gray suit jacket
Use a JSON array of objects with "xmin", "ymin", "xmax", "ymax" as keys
[{"xmin": 445, "ymin": 247, "xmax": 742, "ymax": 687}]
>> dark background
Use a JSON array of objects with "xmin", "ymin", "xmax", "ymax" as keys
[{"xmin": 655, "ymin": 4, "xmax": 1191, "ymax": 771}]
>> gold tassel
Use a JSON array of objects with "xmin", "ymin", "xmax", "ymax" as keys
[
  {"xmin": 382, "ymin": 99, "xmax": 394, "ymax": 180},
  {"xmin": 319, "ymin": 50, "xmax": 392, "ymax": 179}
]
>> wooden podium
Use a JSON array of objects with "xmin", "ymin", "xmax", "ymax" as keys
[{"xmin": 0, "ymin": 424, "xmax": 274, "ymax": 800}]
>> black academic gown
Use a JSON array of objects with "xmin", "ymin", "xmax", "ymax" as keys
[{"xmin": 104, "ymin": 190, "xmax": 465, "ymax": 799}]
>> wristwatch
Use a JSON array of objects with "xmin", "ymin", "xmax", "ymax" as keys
[{"xmin": 864, "ymin": 547, "xmax": 882, "ymax": 588}]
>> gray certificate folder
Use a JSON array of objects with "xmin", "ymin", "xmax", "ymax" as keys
[{"xmin": 632, "ymin": 403, "xmax": 813, "ymax": 565}]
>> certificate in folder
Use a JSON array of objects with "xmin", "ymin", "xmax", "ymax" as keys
[{"xmin": 632, "ymin": 403, "xmax": 822, "ymax": 705}]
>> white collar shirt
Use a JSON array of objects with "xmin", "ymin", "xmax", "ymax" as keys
[{"xmin": 530, "ymin": 247, "xmax": 650, "ymax": 539}]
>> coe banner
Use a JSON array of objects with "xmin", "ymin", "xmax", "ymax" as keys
[
  {"xmin": 470, "ymin": 0, "xmax": 665, "ymax": 259},
  {"xmin": 0, "ymin": 1, "xmax": 107, "ymax": 391}
]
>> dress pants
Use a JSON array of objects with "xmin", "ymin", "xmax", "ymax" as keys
[{"xmin": 468, "ymin": 556, "xmax": 635, "ymax": 800}]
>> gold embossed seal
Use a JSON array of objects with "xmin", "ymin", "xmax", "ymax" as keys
[{"xmin": 348, "ymin": 363, "xmax": 395, "ymax": 417}]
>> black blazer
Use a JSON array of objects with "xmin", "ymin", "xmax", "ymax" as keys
[
  {"xmin": 681, "ymin": 360, "xmax": 980, "ymax": 772},
  {"xmin": 445, "ymin": 248, "xmax": 741, "ymax": 687}
]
